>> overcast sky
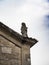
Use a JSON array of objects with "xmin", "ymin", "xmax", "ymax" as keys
[{"xmin": 0, "ymin": 0, "xmax": 49, "ymax": 65}]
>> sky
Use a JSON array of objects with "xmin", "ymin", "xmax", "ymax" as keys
[{"xmin": 0, "ymin": 0, "xmax": 49, "ymax": 65}]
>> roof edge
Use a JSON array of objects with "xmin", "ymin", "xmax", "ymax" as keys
[{"xmin": 0, "ymin": 22, "xmax": 38, "ymax": 47}]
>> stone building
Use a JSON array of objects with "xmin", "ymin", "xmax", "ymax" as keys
[{"xmin": 0, "ymin": 22, "xmax": 38, "ymax": 65}]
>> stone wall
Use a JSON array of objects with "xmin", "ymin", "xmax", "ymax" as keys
[
  {"xmin": 0, "ymin": 30, "xmax": 31, "ymax": 65},
  {"xmin": 0, "ymin": 35, "xmax": 21, "ymax": 65},
  {"xmin": 22, "ymin": 44, "xmax": 31, "ymax": 65}
]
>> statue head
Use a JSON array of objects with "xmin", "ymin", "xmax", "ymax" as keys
[{"xmin": 22, "ymin": 22, "xmax": 26, "ymax": 27}]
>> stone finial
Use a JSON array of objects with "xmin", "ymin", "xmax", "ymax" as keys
[{"xmin": 21, "ymin": 22, "xmax": 28, "ymax": 37}]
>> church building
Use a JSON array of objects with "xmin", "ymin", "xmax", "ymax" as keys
[{"xmin": 0, "ymin": 22, "xmax": 38, "ymax": 65}]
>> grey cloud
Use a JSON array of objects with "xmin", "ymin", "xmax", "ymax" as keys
[
  {"xmin": 43, "ymin": 15, "xmax": 49, "ymax": 28},
  {"xmin": 12, "ymin": 0, "xmax": 26, "ymax": 6},
  {"xmin": 0, "ymin": 0, "xmax": 26, "ymax": 7},
  {"xmin": 47, "ymin": 0, "xmax": 49, "ymax": 2},
  {"xmin": 0, "ymin": 0, "xmax": 4, "ymax": 1}
]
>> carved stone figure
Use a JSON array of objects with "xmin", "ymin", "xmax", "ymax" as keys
[{"xmin": 21, "ymin": 22, "xmax": 28, "ymax": 37}]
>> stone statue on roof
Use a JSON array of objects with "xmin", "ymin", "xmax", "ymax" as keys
[{"xmin": 21, "ymin": 22, "xmax": 28, "ymax": 37}]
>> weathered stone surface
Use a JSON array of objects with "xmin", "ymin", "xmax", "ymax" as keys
[
  {"xmin": 0, "ymin": 35, "xmax": 21, "ymax": 65},
  {"xmin": 0, "ymin": 22, "xmax": 38, "ymax": 65},
  {"xmin": 2, "ymin": 47, "xmax": 12, "ymax": 54}
]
